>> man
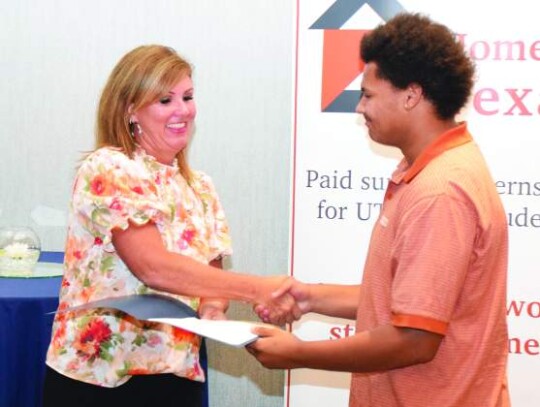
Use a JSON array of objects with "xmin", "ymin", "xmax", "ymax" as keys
[{"xmin": 249, "ymin": 13, "xmax": 510, "ymax": 407}]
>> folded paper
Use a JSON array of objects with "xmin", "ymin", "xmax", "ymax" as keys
[{"xmin": 57, "ymin": 294, "xmax": 262, "ymax": 347}]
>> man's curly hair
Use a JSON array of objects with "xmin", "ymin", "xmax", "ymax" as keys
[{"xmin": 360, "ymin": 13, "xmax": 475, "ymax": 120}]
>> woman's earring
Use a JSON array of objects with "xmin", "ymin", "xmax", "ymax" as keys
[
  {"xmin": 128, "ymin": 119, "xmax": 142, "ymax": 138},
  {"xmin": 129, "ymin": 119, "xmax": 135, "ymax": 138}
]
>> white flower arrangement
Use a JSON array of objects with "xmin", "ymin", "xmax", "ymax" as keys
[{"xmin": 3, "ymin": 242, "xmax": 31, "ymax": 259}]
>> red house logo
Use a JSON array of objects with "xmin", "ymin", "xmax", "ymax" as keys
[{"xmin": 311, "ymin": 0, "xmax": 405, "ymax": 112}]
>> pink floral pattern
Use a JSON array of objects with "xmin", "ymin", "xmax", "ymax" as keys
[{"xmin": 46, "ymin": 146, "xmax": 232, "ymax": 387}]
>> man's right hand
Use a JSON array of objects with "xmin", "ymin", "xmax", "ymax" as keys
[{"xmin": 254, "ymin": 277, "xmax": 311, "ymax": 325}]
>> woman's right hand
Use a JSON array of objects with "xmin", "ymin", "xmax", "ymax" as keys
[{"xmin": 255, "ymin": 276, "xmax": 308, "ymax": 325}]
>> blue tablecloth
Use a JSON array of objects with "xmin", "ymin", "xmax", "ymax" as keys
[{"xmin": 0, "ymin": 274, "xmax": 62, "ymax": 407}]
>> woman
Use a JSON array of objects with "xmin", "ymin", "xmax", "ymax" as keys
[{"xmin": 43, "ymin": 45, "xmax": 296, "ymax": 407}]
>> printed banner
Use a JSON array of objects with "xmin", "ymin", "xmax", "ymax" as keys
[{"xmin": 289, "ymin": 1, "xmax": 540, "ymax": 406}]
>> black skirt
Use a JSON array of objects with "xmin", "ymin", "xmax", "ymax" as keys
[{"xmin": 42, "ymin": 366, "xmax": 204, "ymax": 407}]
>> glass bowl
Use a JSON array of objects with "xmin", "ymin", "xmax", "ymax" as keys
[{"xmin": 0, "ymin": 226, "xmax": 41, "ymax": 276}]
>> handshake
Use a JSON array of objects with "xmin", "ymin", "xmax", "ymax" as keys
[
  {"xmin": 252, "ymin": 276, "xmax": 312, "ymax": 326},
  {"xmin": 243, "ymin": 277, "xmax": 358, "ymax": 369}
]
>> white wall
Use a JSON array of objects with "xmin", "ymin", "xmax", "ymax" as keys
[{"xmin": 0, "ymin": 1, "xmax": 293, "ymax": 406}]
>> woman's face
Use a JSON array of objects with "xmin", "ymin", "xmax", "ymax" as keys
[{"xmin": 130, "ymin": 75, "xmax": 196, "ymax": 164}]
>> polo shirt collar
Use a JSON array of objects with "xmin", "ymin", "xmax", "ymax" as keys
[{"xmin": 392, "ymin": 122, "xmax": 472, "ymax": 184}]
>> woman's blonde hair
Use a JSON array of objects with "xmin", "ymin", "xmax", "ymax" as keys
[{"xmin": 96, "ymin": 45, "xmax": 193, "ymax": 181}]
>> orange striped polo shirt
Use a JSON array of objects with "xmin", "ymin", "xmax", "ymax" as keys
[{"xmin": 350, "ymin": 123, "xmax": 510, "ymax": 407}]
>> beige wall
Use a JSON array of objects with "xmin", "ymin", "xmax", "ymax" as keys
[{"xmin": 0, "ymin": 1, "xmax": 293, "ymax": 406}]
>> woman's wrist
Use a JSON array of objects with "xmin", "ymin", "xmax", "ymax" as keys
[{"xmin": 199, "ymin": 298, "xmax": 229, "ymax": 313}]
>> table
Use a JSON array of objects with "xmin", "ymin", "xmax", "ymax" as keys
[
  {"xmin": 0, "ymin": 251, "xmax": 209, "ymax": 407},
  {"xmin": 0, "ymin": 269, "xmax": 62, "ymax": 407}
]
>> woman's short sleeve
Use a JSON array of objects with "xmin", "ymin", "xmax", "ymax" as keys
[
  {"xmin": 193, "ymin": 171, "xmax": 233, "ymax": 260},
  {"xmin": 71, "ymin": 148, "xmax": 166, "ymax": 245}
]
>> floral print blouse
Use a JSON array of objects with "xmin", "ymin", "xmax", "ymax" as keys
[{"xmin": 46, "ymin": 146, "xmax": 232, "ymax": 387}]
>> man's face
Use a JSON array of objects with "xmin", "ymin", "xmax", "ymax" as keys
[{"xmin": 356, "ymin": 62, "xmax": 407, "ymax": 147}]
